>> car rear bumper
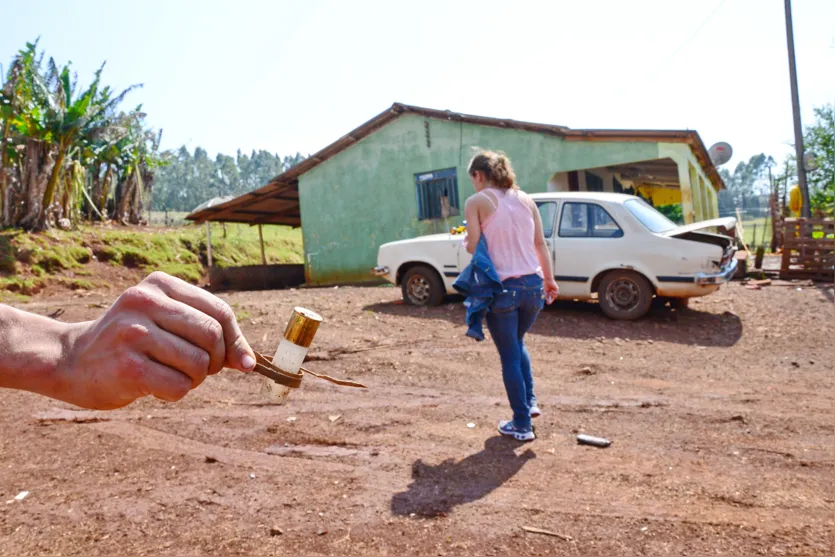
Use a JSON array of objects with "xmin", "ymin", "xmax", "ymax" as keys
[{"xmin": 695, "ymin": 258, "xmax": 738, "ymax": 285}]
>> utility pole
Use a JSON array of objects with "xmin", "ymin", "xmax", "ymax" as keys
[{"xmin": 784, "ymin": 0, "xmax": 811, "ymax": 218}]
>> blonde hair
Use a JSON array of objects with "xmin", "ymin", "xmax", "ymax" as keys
[{"xmin": 468, "ymin": 150, "xmax": 517, "ymax": 190}]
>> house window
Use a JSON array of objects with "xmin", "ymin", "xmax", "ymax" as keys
[
  {"xmin": 415, "ymin": 168, "xmax": 460, "ymax": 220},
  {"xmin": 559, "ymin": 202, "xmax": 624, "ymax": 238},
  {"xmin": 585, "ymin": 171, "xmax": 604, "ymax": 192},
  {"xmin": 613, "ymin": 176, "xmax": 624, "ymax": 193}
]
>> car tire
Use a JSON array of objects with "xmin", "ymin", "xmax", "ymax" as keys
[
  {"xmin": 401, "ymin": 265, "xmax": 445, "ymax": 307},
  {"xmin": 597, "ymin": 270, "xmax": 653, "ymax": 320}
]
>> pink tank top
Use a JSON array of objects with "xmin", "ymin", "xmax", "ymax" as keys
[{"xmin": 480, "ymin": 189, "xmax": 543, "ymax": 282}]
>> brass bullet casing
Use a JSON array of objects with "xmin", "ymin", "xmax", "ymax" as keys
[
  {"xmin": 283, "ymin": 307, "xmax": 322, "ymax": 347},
  {"xmin": 260, "ymin": 307, "xmax": 323, "ymax": 403}
]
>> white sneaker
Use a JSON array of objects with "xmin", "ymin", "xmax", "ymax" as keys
[
  {"xmin": 498, "ymin": 420, "xmax": 535, "ymax": 442},
  {"xmin": 530, "ymin": 405, "xmax": 542, "ymax": 418}
]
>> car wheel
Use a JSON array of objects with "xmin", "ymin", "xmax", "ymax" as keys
[
  {"xmin": 401, "ymin": 265, "xmax": 445, "ymax": 307},
  {"xmin": 597, "ymin": 270, "xmax": 653, "ymax": 320}
]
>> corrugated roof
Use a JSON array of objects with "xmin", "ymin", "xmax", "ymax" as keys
[{"xmin": 187, "ymin": 103, "xmax": 726, "ymax": 225}]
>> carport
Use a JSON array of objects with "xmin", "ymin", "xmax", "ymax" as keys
[{"xmin": 187, "ymin": 186, "xmax": 304, "ymax": 292}]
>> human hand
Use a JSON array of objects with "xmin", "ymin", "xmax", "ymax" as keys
[
  {"xmin": 59, "ymin": 272, "xmax": 256, "ymax": 410},
  {"xmin": 544, "ymin": 278, "xmax": 559, "ymax": 304}
]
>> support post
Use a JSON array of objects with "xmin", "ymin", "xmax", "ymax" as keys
[
  {"xmin": 206, "ymin": 221, "xmax": 213, "ymax": 268},
  {"xmin": 258, "ymin": 224, "xmax": 267, "ymax": 265},
  {"xmin": 784, "ymin": 0, "xmax": 811, "ymax": 217},
  {"xmin": 675, "ymin": 160, "xmax": 695, "ymax": 224}
]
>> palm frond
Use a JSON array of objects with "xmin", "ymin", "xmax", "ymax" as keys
[
  {"xmin": 46, "ymin": 57, "xmax": 61, "ymax": 92},
  {"xmin": 80, "ymin": 83, "xmax": 142, "ymax": 129}
]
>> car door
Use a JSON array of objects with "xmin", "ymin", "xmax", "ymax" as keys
[{"xmin": 552, "ymin": 201, "xmax": 625, "ymax": 299}]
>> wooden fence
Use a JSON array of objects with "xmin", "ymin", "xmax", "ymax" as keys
[{"xmin": 780, "ymin": 219, "xmax": 835, "ymax": 281}]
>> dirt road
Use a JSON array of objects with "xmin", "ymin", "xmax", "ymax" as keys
[{"xmin": 1, "ymin": 282, "xmax": 833, "ymax": 556}]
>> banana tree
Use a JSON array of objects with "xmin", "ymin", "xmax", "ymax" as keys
[
  {"xmin": 1, "ymin": 41, "xmax": 56, "ymax": 229},
  {"xmin": 35, "ymin": 61, "xmax": 140, "ymax": 229}
]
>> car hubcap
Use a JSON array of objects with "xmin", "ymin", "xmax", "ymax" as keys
[
  {"xmin": 407, "ymin": 275, "xmax": 431, "ymax": 304},
  {"xmin": 606, "ymin": 279, "xmax": 640, "ymax": 312}
]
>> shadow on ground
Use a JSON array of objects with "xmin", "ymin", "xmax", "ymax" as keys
[
  {"xmin": 366, "ymin": 296, "xmax": 743, "ymax": 348},
  {"xmin": 391, "ymin": 436, "xmax": 535, "ymax": 518}
]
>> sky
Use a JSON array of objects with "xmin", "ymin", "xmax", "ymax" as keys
[{"xmin": 2, "ymin": 0, "xmax": 834, "ymax": 170}]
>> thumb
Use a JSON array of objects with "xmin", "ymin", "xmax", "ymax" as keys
[{"xmin": 228, "ymin": 332, "xmax": 256, "ymax": 372}]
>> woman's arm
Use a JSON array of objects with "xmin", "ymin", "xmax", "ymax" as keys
[
  {"xmin": 529, "ymin": 196, "xmax": 559, "ymax": 302},
  {"xmin": 464, "ymin": 195, "xmax": 482, "ymax": 255},
  {"xmin": 531, "ymin": 203, "xmax": 553, "ymax": 279}
]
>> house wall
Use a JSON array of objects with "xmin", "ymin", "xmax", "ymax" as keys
[{"xmin": 298, "ymin": 114, "xmax": 699, "ymax": 284}]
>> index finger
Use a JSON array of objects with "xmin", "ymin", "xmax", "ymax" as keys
[{"xmin": 143, "ymin": 272, "xmax": 256, "ymax": 372}]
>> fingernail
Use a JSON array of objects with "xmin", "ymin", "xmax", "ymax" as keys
[{"xmin": 241, "ymin": 354, "xmax": 256, "ymax": 371}]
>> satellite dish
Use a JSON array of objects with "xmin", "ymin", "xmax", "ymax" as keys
[{"xmin": 708, "ymin": 142, "xmax": 733, "ymax": 166}]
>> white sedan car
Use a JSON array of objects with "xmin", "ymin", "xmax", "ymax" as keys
[{"xmin": 373, "ymin": 192, "xmax": 738, "ymax": 320}]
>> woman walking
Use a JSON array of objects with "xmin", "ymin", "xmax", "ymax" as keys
[{"xmin": 463, "ymin": 151, "xmax": 559, "ymax": 441}]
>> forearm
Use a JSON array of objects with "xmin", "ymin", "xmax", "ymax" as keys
[
  {"xmin": 535, "ymin": 242, "xmax": 553, "ymax": 279},
  {"xmin": 0, "ymin": 304, "xmax": 80, "ymax": 399}
]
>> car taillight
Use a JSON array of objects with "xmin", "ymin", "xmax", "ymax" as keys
[{"xmin": 720, "ymin": 246, "xmax": 735, "ymax": 267}]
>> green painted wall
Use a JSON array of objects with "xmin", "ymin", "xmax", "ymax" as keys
[{"xmin": 299, "ymin": 114, "xmax": 660, "ymax": 285}]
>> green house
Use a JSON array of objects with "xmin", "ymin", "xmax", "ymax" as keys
[{"xmin": 188, "ymin": 103, "xmax": 726, "ymax": 286}]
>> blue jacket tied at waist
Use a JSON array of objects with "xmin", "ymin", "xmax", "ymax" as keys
[{"xmin": 453, "ymin": 236, "xmax": 504, "ymax": 341}]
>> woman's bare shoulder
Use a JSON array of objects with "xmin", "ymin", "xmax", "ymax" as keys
[
  {"xmin": 515, "ymin": 189, "xmax": 536, "ymax": 208},
  {"xmin": 465, "ymin": 192, "xmax": 492, "ymax": 207}
]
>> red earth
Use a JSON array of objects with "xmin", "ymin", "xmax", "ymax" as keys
[{"xmin": 1, "ymin": 280, "xmax": 833, "ymax": 556}]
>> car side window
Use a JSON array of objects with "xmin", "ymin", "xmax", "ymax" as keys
[
  {"xmin": 558, "ymin": 203, "xmax": 588, "ymax": 237},
  {"xmin": 559, "ymin": 202, "xmax": 623, "ymax": 238},
  {"xmin": 536, "ymin": 201, "xmax": 558, "ymax": 238},
  {"xmin": 590, "ymin": 204, "xmax": 623, "ymax": 238}
]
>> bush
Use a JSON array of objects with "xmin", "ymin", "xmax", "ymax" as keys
[{"xmin": 656, "ymin": 204, "xmax": 684, "ymax": 224}]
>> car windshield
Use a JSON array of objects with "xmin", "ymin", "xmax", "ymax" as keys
[{"xmin": 624, "ymin": 199, "xmax": 678, "ymax": 233}]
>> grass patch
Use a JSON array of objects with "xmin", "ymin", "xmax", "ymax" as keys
[
  {"xmin": 0, "ymin": 291, "xmax": 32, "ymax": 303},
  {"xmin": 2, "ymin": 231, "xmax": 93, "ymax": 273},
  {"xmin": 56, "ymin": 277, "xmax": 97, "ymax": 290},
  {"xmin": 741, "ymin": 218, "xmax": 769, "ymax": 248},
  {"xmin": 177, "ymin": 223, "xmax": 304, "ymax": 268},
  {"xmin": 0, "ymin": 276, "xmax": 48, "ymax": 296},
  {"xmin": 155, "ymin": 263, "xmax": 203, "ymax": 284},
  {"xmin": 0, "ymin": 222, "xmax": 303, "ymax": 295}
]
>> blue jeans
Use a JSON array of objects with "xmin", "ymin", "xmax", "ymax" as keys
[{"xmin": 486, "ymin": 274, "xmax": 545, "ymax": 432}]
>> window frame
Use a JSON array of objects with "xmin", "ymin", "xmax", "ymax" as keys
[
  {"xmin": 415, "ymin": 167, "xmax": 460, "ymax": 221},
  {"xmin": 536, "ymin": 201, "xmax": 558, "ymax": 239},
  {"xmin": 557, "ymin": 201, "xmax": 624, "ymax": 239},
  {"xmin": 585, "ymin": 171, "xmax": 604, "ymax": 192}
]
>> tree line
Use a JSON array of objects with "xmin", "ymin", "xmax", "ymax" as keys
[
  {"xmin": 1, "ymin": 40, "xmax": 305, "ymax": 230},
  {"xmin": 718, "ymin": 104, "xmax": 834, "ymax": 218},
  {"xmin": 3, "ymin": 40, "xmax": 831, "ymax": 231},
  {"xmin": 151, "ymin": 148, "xmax": 305, "ymax": 213}
]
